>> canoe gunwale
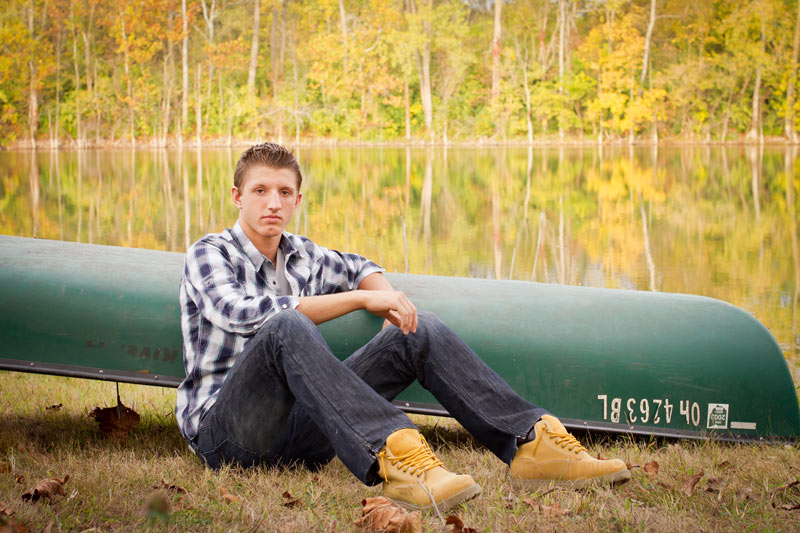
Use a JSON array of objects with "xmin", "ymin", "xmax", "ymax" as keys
[{"xmin": 2, "ymin": 357, "xmax": 794, "ymax": 445}]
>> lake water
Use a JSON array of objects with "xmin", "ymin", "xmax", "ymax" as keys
[{"xmin": 1, "ymin": 145, "xmax": 798, "ymax": 382}]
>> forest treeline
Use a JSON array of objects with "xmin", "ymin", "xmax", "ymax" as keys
[{"xmin": 3, "ymin": 0, "xmax": 800, "ymax": 148}]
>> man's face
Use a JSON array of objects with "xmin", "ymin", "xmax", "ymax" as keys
[{"xmin": 232, "ymin": 165, "xmax": 302, "ymax": 241}]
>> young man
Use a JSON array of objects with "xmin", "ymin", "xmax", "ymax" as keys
[{"xmin": 176, "ymin": 143, "xmax": 629, "ymax": 512}]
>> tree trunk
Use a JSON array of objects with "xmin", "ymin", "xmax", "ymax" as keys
[
  {"xmin": 181, "ymin": 0, "xmax": 188, "ymax": 142},
  {"xmin": 491, "ymin": 0, "xmax": 502, "ymax": 103},
  {"xmin": 418, "ymin": 0, "xmax": 433, "ymax": 141},
  {"xmin": 746, "ymin": 17, "xmax": 765, "ymax": 144},
  {"xmin": 404, "ymin": 78, "xmax": 410, "ymax": 140},
  {"xmin": 786, "ymin": 0, "xmax": 800, "ymax": 142},
  {"xmin": 196, "ymin": 64, "xmax": 202, "ymax": 146},
  {"xmin": 640, "ymin": 0, "xmax": 656, "ymax": 87},
  {"xmin": 522, "ymin": 58, "xmax": 533, "ymax": 144},
  {"xmin": 339, "ymin": 0, "xmax": 348, "ymax": 74},
  {"xmin": 557, "ymin": 0, "xmax": 565, "ymax": 139},
  {"xmin": 27, "ymin": 0, "xmax": 39, "ymax": 150},
  {"xmin": 247, "ymin": 0, "xmax": 261, "ymax": 96},
  {"xmin": 55, "ymin": 29, "xmax": 62, "ymax": 149},
  {"xmin": 121, "ymin": 19, "xmax": 135, "ymax": 148},
  {"xmin": 69, "ymin": 1, "xmax": 82, "ymax": 148}
]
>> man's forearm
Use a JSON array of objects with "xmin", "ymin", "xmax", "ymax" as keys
[{"xmin": 296, "ymin": 291, "xmax": 367, "ymax": 325}]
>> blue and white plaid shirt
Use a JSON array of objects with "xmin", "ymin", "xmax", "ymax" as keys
[{"xmin": 175, "ymin": 222, "xmax": 384, "ymax": 448}]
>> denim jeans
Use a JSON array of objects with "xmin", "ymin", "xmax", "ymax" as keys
[{"xmin": 196, "ymin": 309, "xmax": 548, "ymax": 485}]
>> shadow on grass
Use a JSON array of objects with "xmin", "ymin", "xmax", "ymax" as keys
[{"xmin": 0, "ymin": 410, "xmax": 189, "ymax": 457}]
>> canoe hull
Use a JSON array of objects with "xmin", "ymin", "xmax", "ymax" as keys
[{"xmin": 1, "ymin": 235, "xmax": 798, "ymax": 442}]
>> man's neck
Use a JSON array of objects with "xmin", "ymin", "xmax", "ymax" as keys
[{"xmin": 239, "ymin": 220, "xmax": 282, "ymax": 264}]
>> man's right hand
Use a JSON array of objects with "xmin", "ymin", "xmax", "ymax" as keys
[{"xmin": 360, "ymin": 290, "xmax": 418, "ymax": 335}]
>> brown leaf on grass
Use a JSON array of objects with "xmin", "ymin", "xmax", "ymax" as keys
[
  {"xmin": 0, "ymin": 462, "xmax": 10, "ymax": 474},
  {"xmin": 354, "ymin": 496, "xmax": 422, "ymax": 533},
  {"xmin": 152, "ymin": 479, "xmax": 185, "ymax": 494},
  {"xmin": 657, "ymin": 481, "xmax": 673, "ymax": 491},
  {"xmin": 774, "ymin": 480, "xmax": 799, "ymax": 493},
  {"xmin": 643, "ymin": 461, "xmax": 660, "ymax": 476},
  {"xmin": 682, "ymin": 472, "xmax": 704, "ymax": 497},
  {"xmin": 219, "ymin": 486, "xmax": 241, "ymax": 504},
  {"xmin": 735, "ymin": 487, "xmax": 755, "ymax": 501},
  {"xmin": 21, "ymin": 476, "xmax": 69, "ymax": 502},
  {"xmin": 717, "ymin": 460, "xmax": 731, "ymax": 470},
  {"xmin": 537, "ymin": 502, "xmax": 573, "ymax": 517},
  {"xmin": 89, "ymin": 402, "xmax": 140, "ymax": 437},
  {"xmin": 45, "ymin": 404, "xmax": 61, "ymax": 412},
  {"xmin": 282, "ymin": 491, "xmax": 301, "ymax": 508},
  {"xmin": 704, "ymin": 477, "xmax": 726, "ymax": 494},
  {"xmin": 0, "ymin": 515, "xmax": 29, "ymax": 533},
  {"xmin": 779, "ymin": 503, "xmax": 800, "ymax": 510},
  {"xmin": 625, "ymin": 461, "xmax": 639, "ymax": 470},
  {"xmin": 445, "ymin": 514, "xmax": 477, "ymax": 533},
  {"xmin": 0, "ymin": 502, "xmax": 13, "ymax": 516},
  {"xmin": 596, "ymin": 453, "xmax": 607, "ymax": 460},
  {"xmin": 13, "ymin": 476, "xmax": 23, "ymax": 486}
]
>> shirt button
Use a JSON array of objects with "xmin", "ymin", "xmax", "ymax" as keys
[
  {"xmin": 281, "ymin": 304, "xmax": 288, "ymax": 309},
  {"xmin": 272, "ymin": 281, "xmax": 277, "ymax": 285}
]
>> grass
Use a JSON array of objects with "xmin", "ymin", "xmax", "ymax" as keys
[{"xmin": 1, "ymin": 372, "xmax": 799, "ymax": 532}]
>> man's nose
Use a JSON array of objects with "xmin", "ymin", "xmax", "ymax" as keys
[{"xmin": 266, "ymin": 190, "xmax": 281, "ymax": 209}]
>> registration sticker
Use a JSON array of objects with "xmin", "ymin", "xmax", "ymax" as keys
[{"xmin": 706, "ymin": 403, "xmax": 729, "ymax": 429}]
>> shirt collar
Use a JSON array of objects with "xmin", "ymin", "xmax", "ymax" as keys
[{"xmin": 231, "ymin": 221, "xmax": 297, "ymax": 269}]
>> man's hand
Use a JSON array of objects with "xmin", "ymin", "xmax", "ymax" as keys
[{"xmin": 360, "ymin": 290, "xmax": 418, "ymax": 335}]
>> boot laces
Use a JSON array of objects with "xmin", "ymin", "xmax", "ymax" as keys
[
  {"xmin": 545, "ymin": 428, "xmax": 587, "ymax": 454},
  {"xmin": 378, "ymin": 434, "xmax": 444, "ymax": 479}
]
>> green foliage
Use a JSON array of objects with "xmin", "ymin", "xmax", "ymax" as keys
[{"xmin": 1, "ymin": 0, "xmax": 799, "ymax": 145}]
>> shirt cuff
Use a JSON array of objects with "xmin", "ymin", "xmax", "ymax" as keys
[{"xmin": 276, "ymin": 295, "xmax": 300, "ymax": 312}]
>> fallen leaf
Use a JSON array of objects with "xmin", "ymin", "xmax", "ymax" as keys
[
  {"xmin": 13, "ymin": 476, "xmax": 23, "ymax": 485},
  {"xmin": 0, "ymin": 502, "xmax": 13, "ymax": 516},
  {"xmin": 705, "ymin": 477, "xmax": 726, "ymax": 493},
  {"xmin": 21, "ymin": 476, "xmax": 69, "ymax": 502},
  {"xmin": 625, "ymin": 461, "xmax": 639, "ymax": 470},
  {"xmin": 657, "ymin": 482, "xmax": 673, "ymax": 491},
  {"xmin": 89, "ymin": 402, "xmax": 140, "ymax": 437},
  {"xmin": 537, "ymin": 502, "xmax": 572, "ymax": 517},
  {"xmin": 717, "ymin": 460, "xmax": 731, "ymax": 470},
  {"xmin": 219, "ymin": 486, "xmax": 241, "ymax": 504},
  {"xmin": 0, "ymin": 514, "xmax": 29, "ymax": 533},
  {"xmin": 682, "ymin": 472, "xmax": 704, "ymax": 497},
  {"xmin": 596, "ymin": 453, "xmax": 607, "ymax": 460},
  {"xmin": 45, "ymin": 404, "xmax": 61, "ymax": 412},
  {"xmin": 774, "ymin": 480, "xmax": 799, "ymax": 493},
  {"xmin": 779, "ymin": 503, "xmax": 800, "ymax": 510},
  {"xmin": 735, "ymin": 487, "xmax": 755, "ymax": 501},
  {"xmin": 153, "ymin": 479, "xmax": 185, "ymax": 494},
  {"xmin": 0, "ymin": 462, "xmax": 10, "ymax": 474},
  {"xmin": 282, "ymin": 491, "xmax": 301, "ymax": 508},
  {"xmin": 445, "ymin": 514, "xmax": 477, "ymax": 533},
  {"xmin": 643, "ymin": 461, "xmax": 660, "ymax": 476},
  {"xmin": 354, "ymin": 496, "xmax": 422, "ymax": 533}
]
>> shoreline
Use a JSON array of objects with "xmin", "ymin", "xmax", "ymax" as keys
[{"xmin": 5, "ymin": 134, "xmax": 800, "ymax": 151}]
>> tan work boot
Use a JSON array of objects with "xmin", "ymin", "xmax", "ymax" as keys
[
  {"xmin": 377, "ymin": 428, "xmax": 482, "ymax": 512},
  {"xmin": 510, "ymin": 415, "xmax": 630, "ymax": 489}
]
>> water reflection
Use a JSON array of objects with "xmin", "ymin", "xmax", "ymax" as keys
[{"xmin": 0, "ymin": 145, "xmax": 798, "ymax": 373}]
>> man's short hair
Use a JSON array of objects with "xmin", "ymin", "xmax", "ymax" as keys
[{"xmin": 233, "ymin": 143, "xmax": 303, "ymax": 190}]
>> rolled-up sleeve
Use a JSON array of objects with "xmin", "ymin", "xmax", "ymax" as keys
[{"xmin": 184, "ymin": 241, "xmax": 299, "ymax": 335}]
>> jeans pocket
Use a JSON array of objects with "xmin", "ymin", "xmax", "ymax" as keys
[{"xmin": 200, "ymin": 439, "xmax": 260, "ymax": 469}]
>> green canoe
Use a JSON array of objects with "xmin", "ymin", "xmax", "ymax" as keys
[{"xmin": 1, "ymin": 235, "xmax": 798, "ymax": 442}]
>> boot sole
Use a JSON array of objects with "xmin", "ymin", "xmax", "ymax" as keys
[
  {"xmin": 510, "ymin": 468, "xmax": 631, "ymax": 491},
  {"xmin": 388, "ymin": 482, "xmax": 482, "ymax": 513}
]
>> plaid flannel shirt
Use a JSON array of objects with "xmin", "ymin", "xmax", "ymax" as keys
[{"xmin": 175, "ymin": 222, "xmax": 384, "ymax": 449}]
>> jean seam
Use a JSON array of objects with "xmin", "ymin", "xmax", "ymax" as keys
[
  {"xmin": 427, "ymin": 354, "xmax": 521, "ymax": 436},
  {"xmin": 271, "ymin": 318, "xmax": 379, "ymax": 454}
]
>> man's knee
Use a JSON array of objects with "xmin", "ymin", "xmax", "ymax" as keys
[
  {"xmin": 258, "ymin": 309, "xmax": 315, "ymax": 338},
  {"xmin": 415, "ymin": 310, "xmax": 446, "ymax": 337}
]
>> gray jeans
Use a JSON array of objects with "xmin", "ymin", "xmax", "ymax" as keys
[{"xmin": 195, "ymin": 309, "xmax": 547, "ymax": 485}]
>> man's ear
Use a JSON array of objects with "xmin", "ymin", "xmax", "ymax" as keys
[
  {"xmin": 295, "ymin": 192, "xmax": 302, "ymax": 207},
  {"xmin": 231, "ymin": 186, "xmax": 242, "ymax": 209}
]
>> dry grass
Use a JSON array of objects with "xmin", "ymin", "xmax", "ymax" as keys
[{"xmin": 1, "ymin": 372, "xmax": 799, "ymax": 532}]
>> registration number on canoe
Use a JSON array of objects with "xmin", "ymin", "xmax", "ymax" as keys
[{"xmin": 596, "ymin": 394, "xmax": 702, "ymax": 427}]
